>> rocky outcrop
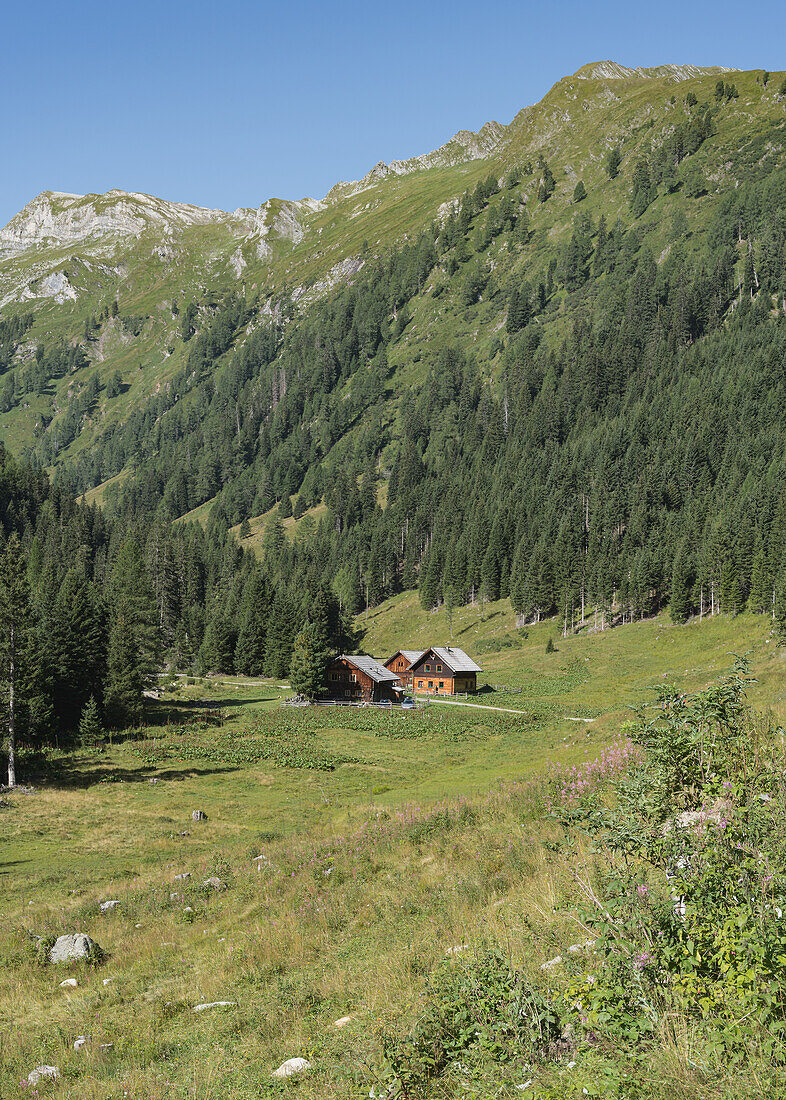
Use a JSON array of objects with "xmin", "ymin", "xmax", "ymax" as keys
[
  {"xmin": 574, "ymin": 61, "xmax": 739, "ymax": 82},
  {"xmin": 324, "ymin": 121, "xmax": 505, "ymax": 204},
  {"xmin": 0, "ymin": 189, "xmax": 255, "ymax": 259}
]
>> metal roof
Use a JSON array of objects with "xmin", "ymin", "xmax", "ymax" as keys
[
  {"xmin": 341, "ymin": 654, "xmax": 400, "ymax": 683},
  {"xmin": 419, "ymin": 646, "xmax": 482, "ymax": 673}
]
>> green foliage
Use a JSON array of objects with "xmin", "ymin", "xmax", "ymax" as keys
[
  {"xmin": 561, "ymin": 662, "xmax": 786, "ymax": 1063},
  {"xmin": 381, "ymin": 949, "xmax": 562, "ymax": 1096},
  {"xmin": 289, "ymin": 621, "xmax": 330, "ymax": 699},
  {"xmin": 105, "ymin": 539, "xmax": 160, "ymax": 725},
  {"xmin": 78, "ymin": 694, "xmax": 103, "ymax": 749},
  {"xmin": 604, "ymin": 146, "xmax": 622, "ymax": 179}
]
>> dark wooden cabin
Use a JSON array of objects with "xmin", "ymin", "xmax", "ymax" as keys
[{"xmin": 324, "ymin": 655, "xmax": 401, "ymax": 702}]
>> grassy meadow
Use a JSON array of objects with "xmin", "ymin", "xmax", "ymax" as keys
[{"xmin": 2, "ymin": 603, "xmax": 785, "ymax": 1098}]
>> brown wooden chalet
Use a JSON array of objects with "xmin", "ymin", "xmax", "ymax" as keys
[
  {"xmin": 383, "ymin": 650, "xmax": 424, "ymax": 691},
  {"xmin": 409, "ymin": 646, "xmax": 482, "ymax": 694},
  {"xmin": 324, "ymin": 655, "xmax": 400, "ymax": 702}
]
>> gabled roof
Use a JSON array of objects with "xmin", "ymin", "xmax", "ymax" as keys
[
  {"xmin": 413, "ymin": 646, "xmax": 482, "ymax": 674},
  {"xmin": 384, "ymin": 649, "xmax": 424, "ymax": 667},
  {"xmin": 340, "ymin": 654, "xmax": 399, "ymax": 683}
]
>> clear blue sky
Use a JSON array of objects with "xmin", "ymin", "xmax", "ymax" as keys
[{"xmin": 2, "ymin": 0, "xmax": 784, "ymax": 226}]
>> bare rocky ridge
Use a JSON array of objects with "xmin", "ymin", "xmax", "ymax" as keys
[
  {"xmin": 0, "ymin": 60, "xmax": 748, "ymax": 311},
  {"xmin": 0, "ymin": 189, "xmax": 255, "ymax": 258}
]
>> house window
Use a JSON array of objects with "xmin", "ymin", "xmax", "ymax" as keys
[
  {"xmin": 428, "ymin": 680, "xmax": 433, "ymax": 689},
  {"xmin": 425, "ymin": 663, "xmax": 431, "ymax": 671},
  {"xmin": 436, "ymin": 665, "xmax": 442, "ymax": 672},
  {"xmin": 439, "ymin": 681, "xmax": 444, "ymax": 689},
  {"xmin": 418, "ymin": 680, "xmax": 423, "ymax": 688}
]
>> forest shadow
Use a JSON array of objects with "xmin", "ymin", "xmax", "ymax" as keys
[{"xmin": 17, "ymin": 760, "xmax": 240, "ymax": 791}]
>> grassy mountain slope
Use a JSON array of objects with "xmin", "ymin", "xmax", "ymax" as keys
[
  {"xmin": 0, "ymin": 62, "xmax": 780, "ymax": 475},
  {"xmin": 3, "ymin": 607, "xmax": 785, "ymax": 1098}
]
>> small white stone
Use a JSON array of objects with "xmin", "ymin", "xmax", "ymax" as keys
[
  {"xmin": 540, "ymin": 955, "xmax": 562, "ymax": 971},
  {"xmin": 192, "ymin": 1001, "xmax": 237, "ymax": 1012},
  {"xmin": 445, "ymin": 944, "xmax": 469, "ymax": 955},
  {"xmin": 28, "ymin": 1066, "xmax": 59, "ymax": 1085},
  {"xmin": 272, "ymin": 1057, "xmax": 311, "ymax": 1078},
  {"xmin": 74, "ymin": 1036, "xmax": 90, "ymax": 1051},
  {"xmin": 102, "ymin": 977, "xmax": 115, "ymax": 986},
  {"xmin": 60, "ymin": 977, "xmax": 78, "ymax": 987},
  {"xmin": 334, "ymin": 1015, "xmax": 354, "ymax": 1028},
  {"xmin": 100, "ymin": 899, "xmax": 121, "ymax": 912}
]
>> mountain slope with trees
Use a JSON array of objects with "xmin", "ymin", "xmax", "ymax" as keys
[{"xmin": 1, "ymin": 64, "xmax": 786, "ymax": 692}]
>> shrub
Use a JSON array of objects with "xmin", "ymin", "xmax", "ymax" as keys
[{"xmin": 381, "ymin": 949, "xmax": 562, "ymax": 1095}]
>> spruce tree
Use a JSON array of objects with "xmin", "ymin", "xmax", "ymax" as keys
[
  {"xmin": 289, "ymin": 622, "xmax": 330, "ymax": 699},
  {"xmin": 0, "ymin": 535, "xmax": 32, "ymax": 787},
  {"xmin": 235, "ymin": 571, "xmax": 269, "ymax": 675},
  {"xmin": 79, "ymin": 695, "xmax": 103, "ymax": 749},
  {"xmin": 105, "ymin": 539, "xmax": 159, "ymax": 726},
  {"xmin": 670, "ymin": 550, "xmax": 693, "ymax": 624}
]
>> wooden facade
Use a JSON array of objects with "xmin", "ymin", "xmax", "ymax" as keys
[
  {"xmin": 383, "ymin": 650, "xmax": 423, "ymax": 691},
  {"xmin": 324, "ymin": 648, "xmax": 482, "ymax": 702},
  {"xmin": 409, "ymin": 647, "xmax": 481, "ymax": 695},
  {"xmin": 324, "ymin": 655, "xmax": 400, "ymax": 702}
]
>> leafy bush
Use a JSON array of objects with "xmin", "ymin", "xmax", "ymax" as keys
[
  {"xmin": 559, "ymin": 659, "xmax": 786, "ymax": 1062},
  {"xmin": 381, "ymin": 949, "xmax": 562, "ymax": 1096}
]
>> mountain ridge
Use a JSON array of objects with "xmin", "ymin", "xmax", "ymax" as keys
[{"xmin": 0, "ymin": 60, "xmax": 741, "ymax": 264}]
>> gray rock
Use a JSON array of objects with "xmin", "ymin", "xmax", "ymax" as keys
[
  {"xmin": 59, "ymin": 977, "xmax": 78, "ymax": 987},
  {"xmin": 192, "ymin": 810, "xmax": 207, "ymax": 821},
  {"xmin": 272, "ymin": 1057, "xmax": 311, "ymax": 1078},
  {"xmin": 28, "ymin": 1066, "xmax": 59, "ymax": 1085},
  {"xmin": 662, "ymin": 797, "xmax": 732, "ymax": 837},
  {"xmin": 173, "ymin": 872, "xmax": 191, "ymax": 881},
  {"xmin": 100, "ymin": 899, "xmax": 120, "ymax": 912},
  {"xmin": 192, "ymin": 1000, "xmax": 237, "ymax": 1012},
  {"xmin": 49, "ymin": 933, "xmax": 100, "ymax": 964},
  {"xmin": 202, "ymin": 876, "xmax": 226, "ymax": 891},
  {"xmin": 74, "ymin": 1035, "xmax": 90, "ymax": 1051}
]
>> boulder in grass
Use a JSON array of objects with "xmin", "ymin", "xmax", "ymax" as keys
[
  {"xmin": 192, "ymin": 810, "xmax": 207, "ymax": 822},
  {"xmin": 100, "ymin": 900, "xmax": 120, "ymax": 913},
  {"xmin": 74, "ymin": 1035, "xmax": 90, "ymax": 1051},
  {"xmin": 49, "ymin": 933, "xmax": 101, "ymax": 964},
  {"xmin": 59, "ymin": 978, "xmax": 78, "ymax": 987},
  {"xmin": 272, "ymin": 1057, "xmax": 312, "ymax": 1078},
  {"xmin": 28, "ymin": 1066, "xmax": 59, "ymax": 1085},
  {"xmin": 334, "ymin": 1015, "xmax": 354, "ymax": 1028},
  {"xmin": 173, "ymin": 872, "xmax": 191, "ymax": 882},
  {"xmin": 202, "ymin": 876, "xmax": 226, "ymax": 891}
]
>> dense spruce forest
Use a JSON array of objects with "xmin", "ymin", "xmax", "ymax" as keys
[
  {"xmin": 1, "ymin": 76, "xmax": 786, "ymax": 728},
  {"xmin": 0, "ymin": 444, "xmax": 354, "ymax": 754}
]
